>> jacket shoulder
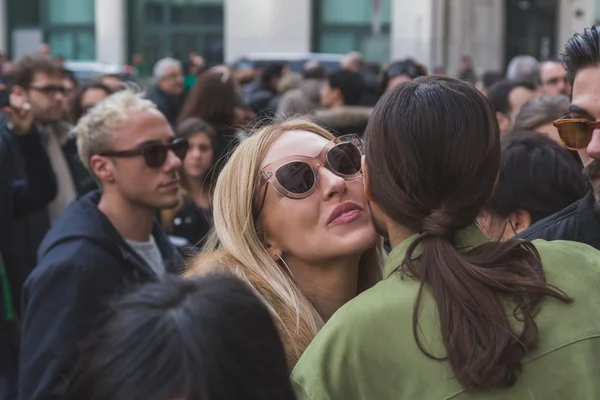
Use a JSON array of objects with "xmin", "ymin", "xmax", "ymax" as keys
[{"xmin": 520, "ymin": 200, "xmax": 579, "ymax": 241}]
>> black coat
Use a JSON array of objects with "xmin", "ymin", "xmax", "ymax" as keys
[
  {"xmin": 19, "ymin": 191, "xmax": 184, "ymax": 400},
  {"xmin": 0, "ymin": 122, "xmax": 57, "ymax": 317},
  {"xmin": 519, "ymin": 190, "xmax": 600, "ymax": 250},
  {"xmin": 145, "ymin": 87, "xmax": 183, "ymax": 126}
]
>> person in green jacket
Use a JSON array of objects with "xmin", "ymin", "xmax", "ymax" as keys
[{"xmin": 292, "ymin": 76, "xmax": 600, "ymax": 399}]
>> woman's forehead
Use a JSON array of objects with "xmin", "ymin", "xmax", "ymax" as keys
[{"xmin": 261, "ymin": 130, "xmax": 329, "ymax": 167}]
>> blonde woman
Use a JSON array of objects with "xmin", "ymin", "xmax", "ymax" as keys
[{"xmin": 188, "ymin": 119, "xmax": 382, "ymax": 367}]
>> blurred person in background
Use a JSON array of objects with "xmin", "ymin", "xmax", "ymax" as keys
[
  {"xmin": 340, "ymin": 51, "xmax": 364, "ymax": 73},
  {"xmin": 277, "ymin": 61, "xmax": 326, "ymax": 116},
  {"xmin": 161, "ymin": 118, "xmax": 217, "ymax": 249},
  {"xmin": 540, "ymin": 59, "xmax": 570, "ymax": 96},
  {"xmin": 479, "ymin": 131, "xmax": 586, "ymax": 240},
  {"xmin": 381, "ymin": 58, "xmax": 427, "ymax": 93},
  {"xmin": 487, "ymin": 79, "xmax": 537, "ymax": 133},
  {"xmin": 521, "ymin": 25, "xmax": 600, "ymax": 250},
  {"xmin": 269, "ymin": 72, "xmax": 302, "ymax": 112},
  {"xmin": 292, "ymin": 76, "xmax": 600, "ymax": 400},
  {"xmin": 512, "ymin": 95, "xmax": 570, "ymax": 145},
  {"xmin": 146, "ymin": 58, "xmax": 185, "ymax": 126},
  {"xmin": 0, "ymin": 82, "xmax": 58, "ymax": 399},
  {"xmin": 432, "ymin": 66, "xmax": 446, "ymax": 75},
  {"xmin": 476, "ymin": 70, "xmax": 504, "ymax": 96},
  {"xmin": 245, "ymin": 62, "xmax": 287, "ymax": 124},
  {"xmin": 131, "ymin": 53, "xmax": 150, "ymax": 78},
  {"xmin": 0, "ymin": 53, "xmax": 76, "ymax": 285},
  {"xmin": 506, "ymin": 55, "xmax": 541, "ymax": 89},
  {"xmin": 19, "ymin": 91, "xmax": 186, "ymax": 400},
  {"xmin": 189, "ymin": 120, "xmax": 382, "ymax": 367},
  {"xmin": 98, "ymin": 74, "xmax": 125, "ymax": 93},
  {"xmin": 64, "ymin": 275, "xmax": 296, "ymax": 400},
  {"xmin": 183, "ymin": 52, "xmax": 206, "ymax": 92},
  {"xmin": 457, "ymin": 55, "xmax": 477, "ymax": 84},
  {"xmin": 63, "ymin": 82, "xmax": 115, "ymax": 196},
  {"xmin": 314, "ymin": 70, "xmax": 371, "ymax": 137},
  {"xmin": 61, "ymin": 70, "xmax": 78, "ymax": 122},
  {"xmin": 178, "ymin": 69, "xmax": 241, "ymax": 174}
]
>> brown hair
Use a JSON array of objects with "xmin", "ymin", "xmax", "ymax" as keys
[
  {"xmin": 365, "ymin": 76, "xmax": 572, "ymax": 391},
  {"xmin": 11, "ymin": 53, "xmax": 63, "ymax": 88},
  {"xmin": 160, "ymin": 117, "xmax": 218, "ymax": 234},
  {"xmin": 177, "ymin": 71, "xmax": 238, "ymax": 127}
]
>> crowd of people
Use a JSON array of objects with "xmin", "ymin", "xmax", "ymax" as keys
[{"xmin": 0, "ymin": 23, "xmax": 599, "ymax": 400}]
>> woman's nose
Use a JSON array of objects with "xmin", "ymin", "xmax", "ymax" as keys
[{"xmin": 320, "ymin": 167, "xmax": 347, "ymax": 200}]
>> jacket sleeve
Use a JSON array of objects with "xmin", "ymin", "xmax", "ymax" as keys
[
  {"xmin": 19, "ymin": 259, "xmax": 122, "ymax": 400},
  {"xmin": 12, "ymin": 129, "xmax": 58, "ymax": 218}
]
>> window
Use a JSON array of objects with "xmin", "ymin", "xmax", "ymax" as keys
[
  {"xmin": 44, "ymin": 0, "xmax": 96, "ymax": 60},
  {"xmin": 313, "ymin": 0, "xmax": 391, "ymax": 64},
  {"xmin": 128, "ymin": 0, "xmax": 225, "ymax": 67}
]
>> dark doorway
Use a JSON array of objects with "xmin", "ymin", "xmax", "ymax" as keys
[{"xmin": 505, "ymin": 0, "xmax": 559, "ymax": 65}]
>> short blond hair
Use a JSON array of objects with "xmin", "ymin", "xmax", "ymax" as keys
[{"xmin": 72, "ymin": 90, "xmax": 156, "ymax": 173}]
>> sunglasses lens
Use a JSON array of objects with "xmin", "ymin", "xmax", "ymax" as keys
[
  {"xmin": 327, "ymin": 142, "xmax": 362, "ymax": 176},
  {"xmin": 144, "ymin": 145, "xmax": 169, "ymax": 168},
  {"xmin": 172, "ymin": 140, "xmax": 189, "ymax": 160},
  {"xmin": 276, "ymin": 161, "xmax": 315, "ymax": 194},
  {"xmin": 559, "ymin": 121, "xmax": 593, "ymax": 149}
]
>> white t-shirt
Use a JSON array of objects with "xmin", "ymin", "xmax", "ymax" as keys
[{"xmin": 125, "ymin": 236, "xmax": 166, "ymax": 276}]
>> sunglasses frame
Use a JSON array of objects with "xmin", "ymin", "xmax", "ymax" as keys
[
  {"xmin": 553, "ymin": 116, "xmax": 600, "ymax": 150},
  {"xmin": 258, "ymin": 134, "xmax": 363, "ymax": 203},
  {"xmin": 98, "ymin": 137, "xmax": 189, "ymax": 168}
]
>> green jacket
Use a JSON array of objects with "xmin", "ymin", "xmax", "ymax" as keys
[{"xmin": 292, "ymin": 226, "xmax": 600, "ymax": 399}]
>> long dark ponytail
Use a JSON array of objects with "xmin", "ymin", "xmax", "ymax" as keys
[{"xmin": 365, "ymin": 76, "xmax": 572, "ymax": 391}]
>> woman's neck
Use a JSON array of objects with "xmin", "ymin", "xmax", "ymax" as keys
[
  {"xmin": 286, "ymin": 256, "xmax": 361, "ymax": 321},
  {"xmin": 188, "ymin": 177, "xmax": 210, "ymax": 210}
]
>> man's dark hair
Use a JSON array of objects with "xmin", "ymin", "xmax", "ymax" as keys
[
  {"xmin": 65, "ymin": 274, "xmax": 295, "ymax": 400},
  {"xmin": 328, "ymin": 70, "xmax": 365, "ymax": 106},
  {"xmin": 303, "ymin": 64, "xmax": 326, "ymax": 80},
  {"xmin": 260, "ymin": 63, "xmax": 286, "ymax": 86},
  {"xmin": 562, "ymin": 25, "xmax": 600, "ymax": 85},
  {"xmin": 10, "ymin": 53, "xmax": 63, "ymax": 88},
  {"xmin": 481, "ymin": 71, "xmax": 504, "ymax": 90},
  {"xmin": 489, "ymin": 131, "xmax": 586, "ymax": 224},
  {"xmin": 486, "ymin": 79, "xmax": 535, "ymax": 115}
]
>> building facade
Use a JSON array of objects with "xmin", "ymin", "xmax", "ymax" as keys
[{"xmin": 0, "ymin": 0, "xmax": 598, "ymax": 73}]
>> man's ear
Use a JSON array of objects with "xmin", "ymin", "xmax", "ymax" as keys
[
  {"xmin": 496, "ymin": 112, "xmax": 511, "ymax": 133},
  {"xmin": 90, "ymin": 155, "xmax": 115, "ymax": 184},
  {"xmin": 362, "ymin": 155, "xmax": 375, "ymax": 201}
]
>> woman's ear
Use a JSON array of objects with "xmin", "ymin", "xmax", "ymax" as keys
[
  {"xmin": 507, "ymin": 209, "xmax": 532, "ymax": 236},
  {"xmin": 362, "ymin": 155, "xmax": 375, "ymax": 201}
]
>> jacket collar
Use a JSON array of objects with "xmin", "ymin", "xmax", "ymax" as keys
[
  {"xmin": 384, "ymin": 225, "xmax": 490, "ymax": 279},
  {"xmin": 576, "ymin": 190, "xmax": 600, "ymax": 247}
]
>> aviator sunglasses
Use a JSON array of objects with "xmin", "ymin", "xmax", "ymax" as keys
[
  {"xmin": 553, "ymin": 117, "xmax": 600, "ymax": 150},
  {"xmin": 98, "ymin": 138, "xmax": 189, "ymax": 168},
  {"xmin": 254, "ymin": 134, "xmax": 363, "ymax": 215}
]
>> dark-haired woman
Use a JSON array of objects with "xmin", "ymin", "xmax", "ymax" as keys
[
  {"xmin": 292, "ymin": 77, "xmax": 600, "ymax": 399},
  {"xmin": 161, "ymin": 117, "xmax": 217, "ymax": 248},
  {"xmin": 64, "ymin": 274, "xmax": 295, "ymax": 400}
]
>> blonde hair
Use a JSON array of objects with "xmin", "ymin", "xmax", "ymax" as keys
[
  {"xmin": 72, "ymin": 90, "xmax": 156, "ymax": 173},
  {"xmin": 187, "ymin": 119, "xmax": 382, "ymax": 367}
]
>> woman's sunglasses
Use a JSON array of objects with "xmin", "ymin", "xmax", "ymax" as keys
[
  {"xmin": 99, "ymin": 138, "xmax": 189, "ymax": 168},
  {"xmin": 254, "ymin": 134, "xmax": 363, "ymax": 215},
  {"xmin": 553, "ymin": 117, "xmax": 600, "ymax": 150}
]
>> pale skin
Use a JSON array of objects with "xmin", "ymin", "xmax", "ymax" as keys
[
  {"xmin": 260, "ymin": 131, "xmax": 378, "ymax": 320},
  {"xmin": 91, "ymin": 110, "xmax": 182, "ymax": 242}
]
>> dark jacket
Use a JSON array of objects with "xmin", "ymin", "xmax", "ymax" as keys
[
  {"xmin": 145, "ymin": 87, "xmax": 183, "ymax": 126},
  {"xmin": 62, "ymin": 137, "xmax": 97, "ymax": 196},
  {"xmin": 245, "ymin": 82, "xmax": 278, "ymax": 123},
  {"xmin": 170, "ymin": 201, "xmax": 212, "ymax": 249},
  {"xmin": 19, "ymin": 191, "xmax": 184, "ymax": 400},
  {"xmin": 312, "ymin": 106, "xmax": 373, "ymax": 138},
  {"xmin": 519, "ymin": 190, "xmax": 600, "ymax": 250},
  {"xmin": 0, "ymin": 121, "xmax": 57, "ymax": 317}
]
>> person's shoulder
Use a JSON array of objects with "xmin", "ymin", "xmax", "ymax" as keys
[
  {"xmin": 520, "ymin": 199, "xmax": 580, "ymax": 240},
  {"xmin": 532, "ymin": 239, "xmax": 600, "ymax": 285}
]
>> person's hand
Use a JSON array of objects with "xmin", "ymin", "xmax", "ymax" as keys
[{"xmin": 2, "ymin": 92, "xmax": 33, "ymax": 135}]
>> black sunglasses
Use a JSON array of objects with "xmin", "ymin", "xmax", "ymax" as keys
[
  {"xmin": 29, "ymin": 85, "xmax": 68, "ymax": 96},
  {"xmin": 99, "ymin": 138, "xmax": 189, "ymax": 168}
]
